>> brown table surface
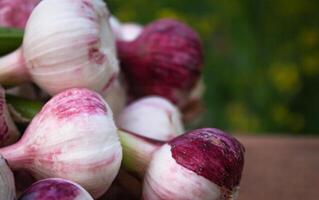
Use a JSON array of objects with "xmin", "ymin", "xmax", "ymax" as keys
[{"xmin": 237, "ymin": 135, "xmax": 319, "ymax": 200}]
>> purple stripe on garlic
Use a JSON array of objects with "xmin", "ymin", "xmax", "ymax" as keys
[
  {"xmin": 143, "ymin": 128, "xmax": 245, "ymax": 200},
  {"xmin": 0, "ymin": 85, "xmax": 20, "ymax": 147},
  {"xmin": 0, "ymin": 88, "xmax": 122, "ymax": 198},
  {"xmin": 118, "ymin": 96, "xmax": 184, "ymax": 177},
  {"xmin": 0, "ymin": 0, "xmax": 119, "ymax": 95},
  {"xmin": 19, "ymin": 178, "xmax": 93, "ymax": 200},
  {"xmin": 0, "ymin": 156, "xmax": 16, "ymax": 200}
]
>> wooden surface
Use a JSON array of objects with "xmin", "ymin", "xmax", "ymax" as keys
[{"xmin": 237, "ymin": 136, "xmax": 319, "ymax": 200}]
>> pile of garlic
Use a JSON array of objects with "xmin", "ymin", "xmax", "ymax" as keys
[{"xmin": 0, "ymin": 0, "xmax": 245, "ymax": 200}]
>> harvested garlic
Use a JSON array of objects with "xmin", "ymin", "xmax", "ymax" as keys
[
  {"xmin": 0, "ymin": 85, "xmax": 20, "ymax": 147},
  {"xmin": 0, "ymin": 0, "xmax": 40, "ymax": 28},
  {"xmin": 117, "ymin": 19, "xmax": 203, "ymax": 106},
  {"xmin": 19, "ymin": 178, "xmax": 93, "ymax": 200},
  {"xmin": 0, "ymin": 156, "xmax": 16, "ymax": 200},
  {"xmin": 0, "ymin": 0, "xmax": 119, "ymax": 96},
  {"xmin": 0, "ymin": 88, "xmax": 122, "ymax": 198},
  {"xmin": 143, "ymin": 128, "xmax": 245, "ymax": 200},
  {"xmin": 118, "ymin": 96, "xmax": 184, "ymax": 177}
]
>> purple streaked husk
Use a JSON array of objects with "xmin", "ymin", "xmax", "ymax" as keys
[
  {"xmin": 169, "ymin": 128, "xmax": 245, "ymax": 191},
  {"xmin": 143, "ymin": 128, "xmax": 245, "ymax": 200},
  {"xmin": 19, "ymin": 178, "xmax": 93, "ymax": 200},
  {"xmin": 117, "ymin": 19, "xmax": 203, "ymax": 106},
  {"xmin": 0, "ymin": 88, "xmax": 122, "ymax": 198}
]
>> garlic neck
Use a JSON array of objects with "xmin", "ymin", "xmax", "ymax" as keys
[
  {"xmin": 0, "ymin": 141, "xmax": 28, "ymax": 170},
  {"xmin": 0, "ymin": 48, "xmax": 30, "ymax": 85}
]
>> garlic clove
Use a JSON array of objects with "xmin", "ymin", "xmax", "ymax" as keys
[
  {"xmin": 0, "ymin": 85, "xmax": 20, "ymax": 147},
  {"xmin": 0, "ymin": 156, "xmax": 16, "ymax": 200},
  {"xmin": 19, "ymin": 178, "xmax": 93, "ymax": 200},
  {"xmin": 143, "ymin": 128, "xmax": 245, "ymax": 200},
  {"xmin": 0, "ymin": 88, "xmax": 122, "ymax": 198},
  {"xmin": 22, "ymin": 0, "xmax": 119, "ymax": 95},
  {"xmin": 0, "ymin": 0, "xmax": 40, "ymax": 28},
  {"xmin": 117, "ymin": 96, "xmax": 184, "ymax": 177},
  {"xmin": 117, "ymin": 19, "xmax": 203, "ymax": 106}
]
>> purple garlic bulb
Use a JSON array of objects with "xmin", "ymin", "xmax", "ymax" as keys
[
  {"xmin": 143, "ymin": 128, "xmax": 245, "ymax": 200},
  {"xmin": 117, "ymin": 19, "xmax": 203, "ymax": 106},
  {"xmin": 19, "ymin": 178, "xmax": 93, "ymax": 200}
]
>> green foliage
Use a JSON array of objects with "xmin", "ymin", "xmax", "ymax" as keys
[
  {"xmin": 108, "ymin": 0, "xmax": 319, "ymax": 134},
  {"xmin": 0, "ymin": 27, "xmax": 23, "ymax": 56}
]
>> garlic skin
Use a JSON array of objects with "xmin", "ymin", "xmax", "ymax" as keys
[
  {"xmin": 0, "ymin": 0, "xmax": 120, "ymax": 95},
  {"xmin": 103, "ymin": 79, "xmax": 127, "ymax": 119},
  {"xmin": 0, "ymin": 0, "xmax": 40, "ymax": 28},
  {"xmin": 109, "ymin": 16, "xmax": 143, "ymax": 42},
  {"xmin": 19, "ymin": 178, "xmax": 93, "ymax": 200},
  {"xmin": 0, "ymin": 88, "xmax": 122, "ymax": 198},
  {"xmin": 143, "ymin": 128, "xmax": 245, "ymax": 200},
  {"xmin": 23, "ymin": 0, "xmax": 119, "ymax": 95},
  {"xmin": 0, "ymin": 156, "xmax": 16, "ymax": 200},
  {"xmin": 118, "ymin": 23, "xmax": 143, "ymax": 42},
  {"xmin": 109, "ymin": 16, "xmax": 122, "ymax": 38},
  {"xmin": 0, "ymin": 85, "xmax": 20, "ymax": 147},
  {"xmin": 118, "ymin": 96, "xmax": 184, "ymax": 177}
]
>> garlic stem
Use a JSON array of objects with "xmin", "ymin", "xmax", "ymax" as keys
[{"xmin": 0, "ymin": 48, "xmax": 29, "ymax": 85}]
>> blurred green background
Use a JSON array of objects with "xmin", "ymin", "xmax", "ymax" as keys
[{"xmin": 108, "ymin": 0, "xmax": 319, "ymax": 134}]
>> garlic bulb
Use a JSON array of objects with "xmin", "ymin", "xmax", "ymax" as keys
[
  {"xmin": 0, "ymin": 88, "xmax": 122, "ymax": 198},
  {"xmin": 143, "ymin": 128, "xmax": 245, "ymax": 200},
  {"xmin": 0, "ymin": 0, "xmax": 119, "ymax": 95},
  {"xmin": 0, "ymin": 0, "xmax": 40, "ymax": 28},
  {"xmin": 19, "ymin": 178, "xmax": 94, "ymax": 200},
  {"xmin": 0, "ymin": 156, "xmax": 16, "ymax": 200},
  {"xmin": 118, "ymin": 96, "xmax": 184, "ymax": 177},
  {"xmin": 117, "ymin": 19, "xmax": 203, "ymax": 106},
  {"xmin": 0, "ymin": 85, "xmax": 20, "ymax": 147}
]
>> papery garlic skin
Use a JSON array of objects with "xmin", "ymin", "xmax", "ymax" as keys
[
  {"xmin": 143, "ymin": 128, "xmax": 245, "ymax": 200},
  {"xmin": 0, "ymin": 0, "xmax": 40, "ymax": 28},
  {"xmin": 0, "ymin": 85, "xmax": 20, "ymax": 147},
  {"xmin": 119, "ymin": 23, "xmax": 143, "ymax": 42},
  {"xmin": 118, "ymin": 96, "xmax": 184, "ymax": 141},
  {"xmin": 143, "ymin": 145, "xmax": 221, "ymax": 200},
  {"xmin": 118, "ymin": 96, "xmax": 184, "ymax": 177},
  {"xmin": 19, "ymin": 178, "xmax": 93, "ymax": 200},
  {"xmin": 0, "ymin": 88, "xmax": 122, "ymax": 198},
  {"xmin": 109, "ymin": 16, "xmax": 143, "ymax": 42},
  {"xmin": 23, "ymin": 0, "xmax": 119, "ymax": 95},
  {"xmin": 0, "ymin": 156, "xmax": 16, "ymax": 200}
]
